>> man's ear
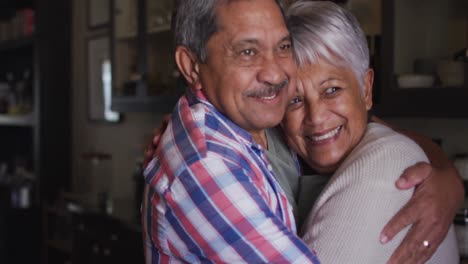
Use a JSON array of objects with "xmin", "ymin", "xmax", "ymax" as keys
[
  {"xmin": 363, "ymin": 68, "xmax": 374, "ymax": 110},
  {"xmin": 175, "ymin": 46, "xmax": 202, "ymax": 91}
]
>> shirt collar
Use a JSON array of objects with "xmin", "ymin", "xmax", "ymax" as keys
[{"xmin": 186, "ymin": 89, "xmax": 265, "ymax": 151}]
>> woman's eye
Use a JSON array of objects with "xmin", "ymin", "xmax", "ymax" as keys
[
  {"xmin": 289, "ymin": 96, "xmax": 303, "ymax": 106},
  {"xmin": 325, "ymin": 87, "xmax": 340, "ymax": 95}
]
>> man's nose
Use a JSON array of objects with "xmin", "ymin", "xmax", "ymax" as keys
[{"xmin": 257, "ymin": 54, "xmax": 288, "ymax": 86}]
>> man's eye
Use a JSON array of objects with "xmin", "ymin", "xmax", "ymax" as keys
[
  {"xmin": 278, "ymin": 43, "xmax": 292, "ymax": 57},
  {"xmin": 279, "ymin": 43, "xmax": 291, "ymax": 51},
  {"xmin": 241, "ymin": 49, "xmax": 255, "ymax": 56}
]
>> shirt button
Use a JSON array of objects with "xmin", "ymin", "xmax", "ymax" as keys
[{"xmin": 267, "ymin": 164, "xmax": 273, "ymax": 171}]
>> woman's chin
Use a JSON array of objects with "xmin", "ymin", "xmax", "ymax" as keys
[
  {"xmin": 309, "ymin": 163, "xmax": 339, "ymax": 175},
  {"xmin": 306, "ymin": 154, "xmax": 346, "ymax": 174}
]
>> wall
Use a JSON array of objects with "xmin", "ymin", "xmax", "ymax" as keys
[
  {"xmin": 386, "ymin": 118, "xmax": 468, "ymax": 159},
  {"xmin": 350, "ymin": 0, "xmax": 468, "ymax": 159},
  {"xmin": 386, "ymin": 0, "xmax": 468, "ymax": 158},
  {"xmin": 69, "ymin": 0, "xmax": 468, "ymax": 206},
  {"xmin": 394, "ymin": 0, "xmax": 466, "ymax": 74},
  {"xmin": 71, "ymin": 0, "xmax": 165, "ymax": 204}
]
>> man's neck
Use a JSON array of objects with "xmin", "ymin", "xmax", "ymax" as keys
[{"xmin": 250, "ymin": 130, "xmax": 268, "ymax": 149}]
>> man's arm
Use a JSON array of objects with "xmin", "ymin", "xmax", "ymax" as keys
[
  {"xmin": 373, "ymin": 116, "xmax": 464, "ymax": 264},
  {"xmin": 143, "ymin": 156, "xmax": 320, "ymax": 263}
]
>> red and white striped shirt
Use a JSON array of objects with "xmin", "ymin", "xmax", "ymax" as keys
[{"xmin": 142, "ymin": 91, "xmax": 319, "ymax": 263}]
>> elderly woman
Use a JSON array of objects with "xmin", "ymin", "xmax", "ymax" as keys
[{"xmin": 283, "ymin": 1, "xmax": 459, "ymax": 263}]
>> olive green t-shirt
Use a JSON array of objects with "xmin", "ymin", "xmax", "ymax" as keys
[{"xmin": 265, "ymin": 127, "xmax": 330, "ymax": 229}]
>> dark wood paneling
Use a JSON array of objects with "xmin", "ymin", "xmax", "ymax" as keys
[{"xmin": 36, "ymin": 0, "xmax": 72, "ymax": 202}]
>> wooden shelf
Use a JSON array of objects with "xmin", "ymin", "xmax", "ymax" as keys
[
  {"xmin": 0, "ymin": 113, "xmax": 35, "ymax": 126},
  {"xmin": 115, "ymin": 25, "xmax": 171, "ymax": 42},
  {"xmin": 111, "ymin": 95, "xmax": 179, "ymax": 113},
  {"xmin": 46, "ymin": 239, "xmax": 72, "ymax": 253},
  {"xmin": 147, "ymin": 24, "xmax": 171, "ymax": 34},
  {"xmin": 0, "ymin": 35, "xmax": 34, "ymax": 52}
]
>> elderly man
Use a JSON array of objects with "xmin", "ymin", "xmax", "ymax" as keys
[
  {"xmin": 142, "ymin": 0, "xmax": 463, "ymax": 263},
  {"xmin": 142, "ymin": 0, "xmax": 319, "ymax": 262}
]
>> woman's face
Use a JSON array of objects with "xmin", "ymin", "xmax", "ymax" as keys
[{"xmin": 283, "ymin": 58, "xmax": 373, "ymax": 174}]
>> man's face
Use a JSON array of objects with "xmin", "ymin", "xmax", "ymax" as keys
[
  {"xmin": 198, "ymin": 0, "xmax": 297, "ymax": 135},
  {"xmin": 283, "ymin": 58, "xmax": 373, "ymax": 174}
]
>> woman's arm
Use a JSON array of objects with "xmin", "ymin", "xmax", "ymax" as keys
[
  {"xmin": 372, "ymin": 116, "xmax": 464, "ymax": 263},
  {"xmin": 301, "ymin": 125, "xmax": 459, "ymax": 263}
]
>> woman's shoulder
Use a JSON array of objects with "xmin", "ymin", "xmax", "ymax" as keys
[
  {"xmin": 335, "ymin": 123, "xmax": 428, "ymax": 182},
  {"xmin": 356, "ymin": 123, "xmax": 427, "ymax": 162},
  {"xmin": 363, "ymin": 122, "xmax": 417, "ymax": 147}
]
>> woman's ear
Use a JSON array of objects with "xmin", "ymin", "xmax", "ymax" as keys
[
  {"xmin": 174, "ymin": 46, "xmax": 202, "ymax": 91},
  {"xmin": 363, "ymin": 69, "xmax": 374, "ymax": 110}
]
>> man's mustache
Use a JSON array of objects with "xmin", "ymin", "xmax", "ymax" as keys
[{"xmin": 244, "ymin": 79, "xmax": 289, "ymax": 97}]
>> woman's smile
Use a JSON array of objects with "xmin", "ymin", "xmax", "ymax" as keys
[{"xmin": 306, "ymin": 125, "xmax": 343, "ymax": 144}]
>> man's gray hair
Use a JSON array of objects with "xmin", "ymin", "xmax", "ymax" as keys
[
  {"xmin": 173, "ymin": 0, "xmax": 288, "ymax": 63},
  {"xmin": 287, "ymin": 1, "xmax": 370, "ymax": 87}
]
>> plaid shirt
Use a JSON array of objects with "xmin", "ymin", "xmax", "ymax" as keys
[{"xmin": 142, "ymin": 91, "xmax": 319, "ymax": 264}]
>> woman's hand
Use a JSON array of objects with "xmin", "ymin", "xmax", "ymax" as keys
[
  {"xmin": 143, "ymin": 114, "xmax": 171, "ymax": 168},
  {"xmin": 381, "ymin": 162, "xmax": 464, "ymax": 264},
  {"xmin": 371, "ymin": 115, "xmax": 464, "ymax": 263}
]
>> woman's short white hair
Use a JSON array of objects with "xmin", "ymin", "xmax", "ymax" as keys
[{"xmin": 287, "ymin": 1, "xmax": 370, "ymax": 88}]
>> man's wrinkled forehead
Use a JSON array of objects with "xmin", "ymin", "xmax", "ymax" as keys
[
  {"xmin": 214, "ymin": 0, "xmax": 287, "ymax": 25},
  {"xmin": 214, "ymin": 0, "xmax": 288, "ymax": 32}
]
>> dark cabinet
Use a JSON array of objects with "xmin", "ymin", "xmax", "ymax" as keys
[
  {"xmin": 0, "ymin": 0, "xmax": 71, "ymax": 202},
  {"xmin": 110, "ymin": 0, "xmax": 183, "ymax": 113},
  {"xmin": 44, "ymin": 204, "xmax": 144, "ymax": 264},
  {"xmin": 0, "ymin": 206, "xmax": 41, "ymax": 263},
  {"xmin": 0, "ymin": 3, "xmax": 37, "ymax": 207},
  {"xmin": 375, "ymin": 0, "xmax": 468, "ymax": 117},
  {"xmin": 72, "ymin": 212, "xmax": 144, "ymax": 264},
  {"xmin": 0, "ymin": 0, "xmax": 71, "ymax": 261}
]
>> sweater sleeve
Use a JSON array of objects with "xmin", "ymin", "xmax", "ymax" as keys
[{"xmin": 301, "ymin": 127, "xmax": 428, "ymax": 263}]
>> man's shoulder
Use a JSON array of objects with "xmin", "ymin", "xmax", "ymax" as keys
[
  {"xmin": 164, "ymin": 98, "xmax": 250, "ymax": 168},
  {"xmin": 165, "ymin": 99, "xmax": 213, "ymax": 162},
  {"xmin": 144, "ymin": 101, "xmax": 235, "ymax": 186}
]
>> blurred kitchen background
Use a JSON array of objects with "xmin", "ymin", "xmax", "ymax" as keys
[{"xmin": 0, "ymin": 0, "xmax": 466, "ymax": 263}]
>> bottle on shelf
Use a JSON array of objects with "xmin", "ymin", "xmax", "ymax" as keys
[
  {"xmin": 454, "ymin": 48, "xmax": 468, "ymax": 62},
  {"xmin": 0, "ymin": 82, "xmax": 9, "ymax": 114},
  {"xmin": 5, "ymin": 72, "xmax": 20, "ymax": 115},
  {"xmin": 0, "ymin": 8, "xmax": 35, "ymax": 42},
  {"xmin": 15, "ymin": 69, "xmax": 33, "ymax": 114},
  {"xmin": 10, "ymin": 179, "xmax": 33, "ymax": 209},
  {"xmin": 8, "ymin": 156, "xmax": 35, "ymax": 209},
  {"xmin": 123, "ymin": 65, "xmax": 140, "ymax": 96}
]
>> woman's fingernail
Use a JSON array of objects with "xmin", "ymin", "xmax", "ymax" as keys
[
  {"xmin": 396, "ymin": 178, "xmax": 406, "ymax": 187},
  {"xmin": 380, "ymin": 234, "xmax": 388, "ymax": 244}
]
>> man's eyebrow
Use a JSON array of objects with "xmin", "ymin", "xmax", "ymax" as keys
[
  {"xmin": 235, "ymin": 38, "xmax": 260, "ymax": 45},
  {"xmin": 232, "ymin": 34, "xmax": 291, "ymax": 47},
  {"xmin": 280, "ymin": 34, "xmax": 292, "ymax": 43}
]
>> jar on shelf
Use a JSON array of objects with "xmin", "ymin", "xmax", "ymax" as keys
[
  {"xmin": 79, "ymin": 152, "xmax": 113, "ymax": 214},
  {"xmin": 455, "ymin": 153, "xmax": 468, "ymax": 181},
  {"xmin": 455, "ymin": 208, "xmax": 468, "ymax": 258},
  {"xmin": 0, "ymin": 82, "xmax": 9, "ymax": 114}
]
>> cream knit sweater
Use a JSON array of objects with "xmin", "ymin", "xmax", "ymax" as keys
[{"xmin": 300, "ymin": 123, "xmax": 459, "ymax": 263}]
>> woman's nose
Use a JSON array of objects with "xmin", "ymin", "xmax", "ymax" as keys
[{"xmin": 304, "ymin": 100, "xmax": 327, "ymax": 126}]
